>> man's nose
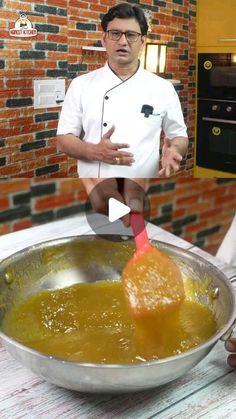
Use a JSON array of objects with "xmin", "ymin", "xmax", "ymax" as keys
[{"xmin": 118, "ymin": 33, "xmax": 128, "ymax": 43}]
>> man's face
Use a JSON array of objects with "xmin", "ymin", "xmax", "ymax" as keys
[{"xmin": 101, "ymin": 18, "xmax": 146, "ymax": 66}]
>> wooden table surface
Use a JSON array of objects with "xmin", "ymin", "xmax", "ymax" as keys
[{"xmin": 0, "ymin": 214, "xmax": 236, "ymax": 419}]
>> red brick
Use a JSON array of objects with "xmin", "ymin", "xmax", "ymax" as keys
[
  {"xmin": 35, "ymin": 193, "xmax": 75, "ymax": 211},
  {"xmin": 0, "ymin": 164, "xmax": 21, "ymax": 176},
  {"xmin": 204, "ymin": 244, "xmax": 220, "ymax": 256},
  {"xmin": 47, "ymin": 51, "xmax": 68, "ymax": 60},
  {"xmin": 12, "ymin": 117, "xmax": 34, "ymax": 127},
  {"xmin": 69, "ymin": 0, "xmax": 88, "ymax": 7},
  {"xmin": 44, "ymin": 170, "xmax": 69, "ymax": 178},
  {"xmin": 176, "ymin": 194, "xmax": 199, "ymax": 206},
  {"xmin": 188, "ymin": 202, "xmax": 212, "ymax": 215},
  {"xmin": 46, "ymin": 121, "xmax": 58, "ymax": 129},
  {"xmin": 77, "ymin": 190, "xmax": 88, "ymax": 201},
  {"xmin": 14, "ymin": 219, "xmax": 33, "ymax": 232},
  {"xmin": 101, "ymin": 0, "xmax": 115, "ymax": 5},
  {"xmin": 149, "ymin": 193, "xmax": 174, "ymax": 206},
  {"xmin": 68, "ymin": 165, "xmax": 78, "ymax": 176},
  {"xmin": 0, "ymin": 50, "xmax": 18, "ymax": 58},
  {"xmin": 21, "ymin": 158, "xmax": 47, "ymax": 172},
  {"xmin": 59, "ymin": 179, "xmax": 83, "ymax": 193},
  {"xmin": 20, "ymin": 69, "xmax": 45, "ymax": 77},
  {"xmin": 78, "ymin": 10, "xmax": 100, "ymax": 19},
  {"xmin": 0, "ymin": 89, "xmax": 19, "ymax": 98},
  {"xmin": 47, "ymin": 35, "xmax": 68, "ymax": 43},
  {"xmin": 48, "ymin": 155, "xmax": 67, "ymax": 164},
  {"xmin": 48, "ymin": 16, "xmax": 68, "ymax": 26},
  {"xmin": 172, "ymin": 208, "xmax": 185, "ymax": 218},
  {"xmin": 35, "ymin": 146, "xmax": 57, "ymax": 158},
  {"xmin": 0, "ymin": 196, "xmax": 9, "ymax": 210},
  {"xmin": 6, "ymin": 134, "xmax": 33, "ymax": 146},
  {"xmin": 0, "ymin": 29, "xmax": 11, "ymax": 39},
  {"xmin": 0, "ymin": 180, "xmax": 30, "ymax": 194},
  {"xmin": 0, "ymin": 224, "xmax": 11, "ymax": 236},
  {"xmin": 90, "ymin": 4, "xmax": 107, "ymax": 12},
  {"xmin": 217, "ymin": 195, "xmax": 235, "ymax": 207},
  {"xmin": 14, "ymin": 171, "xmax": 34, "ymax": 178},
  {"xmin": 6, "ymin": 79, "xmax": 32, "ymax": 89},
  {"xmin": 48, "ymin": 0, "xmax": 67, "ymax": 6},
  {"xmin": 200, "ymin": 208, "xmax": 222, "ymax": 220},
  {"xmin": 9, "ymin": 151, "xmax": 35, "ymax": 163},
  {"xmin": 69, "ymin": 30, "xmax": 87, "ymax": 38},
  {"xmin": 185, "ymin": 220, "xmax": 208, "ymax": 233},
  {"xmin": 0, "ymin": 109, "xmax": 18, "ymax": 120},
  {"xmin": 5, "ymin": 41, "xmax": 32, "ymax": 50},
  {"xmin": 69, "ymin": 46, "xmax": 82, "ymax": 55}
]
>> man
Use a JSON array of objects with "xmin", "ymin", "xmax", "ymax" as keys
[{"xmin": 57, "ymin": 3, "xmax": 188, "ymax": 177}]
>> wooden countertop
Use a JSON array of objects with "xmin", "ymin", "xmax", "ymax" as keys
[{"xmin": 0, "ymin": 214, "xmax": 236, "ymax": 418}]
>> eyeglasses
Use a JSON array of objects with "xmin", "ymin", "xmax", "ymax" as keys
[{"xmin": 106, "ymin": 30, "xmax": 142, "ymax": 43}]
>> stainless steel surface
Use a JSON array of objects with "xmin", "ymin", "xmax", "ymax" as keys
[
  {"xmin": 218, "ymin": 38, "xmax": 236, "ymax": 41},
  {"xmin": 202, "ymin": 117, "xmax": 236, "ymax": 124},
  {"xmin": 0, "ymin": 235, "xmax": 236, "ymax": 394}
]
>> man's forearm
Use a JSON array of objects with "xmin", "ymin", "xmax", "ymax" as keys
[
  {"xmin": 170, "ymin": 136, "xmax": 189, "ymax": 157},
  {"xmin": 57, "ymin": 134, "xmax": 95, "ymax": 161}
]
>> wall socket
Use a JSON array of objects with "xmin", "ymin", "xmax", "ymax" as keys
[{"xmin": 34, "ymin": 79, "xmax": 65, "ymax": 109}]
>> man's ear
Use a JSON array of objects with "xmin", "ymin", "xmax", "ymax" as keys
[
  {"xmin": 139, "ymin": 37, "xmax": 146, "ymax": 61},
  {"xmin": 141, "ymin": 35, "xmax": 146, "ymax": 47},
  {"xmin": 101, "ymin": 33, "xmax": 106, "ymax": 47}
]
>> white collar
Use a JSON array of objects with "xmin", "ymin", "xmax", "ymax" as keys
[{"xmin": 103, "ymin": 60, "xmax": 142, "ymax": 82}]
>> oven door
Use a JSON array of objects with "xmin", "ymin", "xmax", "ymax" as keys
[
  {"xmin": 196, "ymin": 116, "xmax": 236, "ymax": 173},
  {"xmin": 198, "ymin": 53, "xmax": 236, "ymax": 100}
]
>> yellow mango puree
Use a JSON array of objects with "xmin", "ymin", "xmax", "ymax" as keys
[{"xmin": 2, "ymin": 280, "xmax": 217, "ymax": 364}]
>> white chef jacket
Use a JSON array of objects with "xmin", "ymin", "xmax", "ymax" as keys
[{"xmin": 57, "ymin": 62, "xmax": 187, "ymax": 178}]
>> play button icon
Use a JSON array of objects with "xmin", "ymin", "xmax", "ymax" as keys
[
  {"xmin": 84, "ymin": 178, "xmax": 150, "ymax": 240},
  {"xmin": 108, "ymin": 198, "xmax": 130, "ymax": 222}
]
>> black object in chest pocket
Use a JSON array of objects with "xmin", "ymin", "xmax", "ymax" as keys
[{"xmin": 141, "ymin": 104, "xmax": 154, "ymax": 118}]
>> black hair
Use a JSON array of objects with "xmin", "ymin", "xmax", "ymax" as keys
[{"xmin": 101, "ymin": 3, "xmax": 148, "ymax": 36}]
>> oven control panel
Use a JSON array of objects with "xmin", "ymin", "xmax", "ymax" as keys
[{"xmin": 199, "ymin": 99, "xmax": 236, "ymax": 121}]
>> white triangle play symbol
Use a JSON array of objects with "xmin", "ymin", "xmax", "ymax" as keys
[{"xmin": 108, "ymin": 198, "xmax": 130, "ymax": 222}]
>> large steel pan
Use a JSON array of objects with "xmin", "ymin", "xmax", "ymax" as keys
[{"xmin": 0, "ymin": 235, "xmax": 235, "ymax": 393}]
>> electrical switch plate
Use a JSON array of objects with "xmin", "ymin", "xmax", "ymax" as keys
[{"xmin": 34, "ymin": 79, "xmax": 65, "ymax": 109}]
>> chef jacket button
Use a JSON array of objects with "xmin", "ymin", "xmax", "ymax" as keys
[
  {"xmin": 103, "ymin": 122, "xmax": 107, "ymax": 127},
  {"xmin": 105, "ymin": 96, "xmax": 109, "ymax": 100}
]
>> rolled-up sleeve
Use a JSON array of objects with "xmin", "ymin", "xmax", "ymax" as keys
[{"xmin": 57, "ymin": 78, "xmax": 83, "ymax": 137}]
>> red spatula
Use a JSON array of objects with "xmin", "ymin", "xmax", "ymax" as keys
[{"xmin": 122, "ymin": 212, "xmax": 185, "ymax": 318}]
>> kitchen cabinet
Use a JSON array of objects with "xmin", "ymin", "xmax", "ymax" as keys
[
  {"xmin": 194, "ymin": 165, "xmax": 236, "ymax": 178},
  {"xmin": 198, "ymin": 0, "xmax": 236, "ymax": 50}
]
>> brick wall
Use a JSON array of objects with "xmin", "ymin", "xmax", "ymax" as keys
[
  {"xmin": 0, "ymin": 0, "xmax": 196, "ymax": 177},
  {"xmin": 1, "ymin": 177, "xmax": 235, "ymax": 257},
  {"xmin": 148, "ymin": 177, "xmax": 236, "ymax": 255}
]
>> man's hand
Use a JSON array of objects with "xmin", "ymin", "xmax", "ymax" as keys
[
  {"xmin": 225, "ymin": 338, "xmax": 236, "ymax": 367},
  {"xmin": 82, "ymin": 178, "xmax": 124, "ymax": 216},
  {"xmin": 159, "ymin": 138, "xmax": 183, "ymax": 177},
  {"xmin": 81, "ymin": 178, "xmax": 149, "ymax": 227},
  {"xmin": 159, "ymin": 136, "xmax": 188, "ymax": 177},
  {"xmin": 123, "ymin": 178, "xmax": 150, "ymax": 213},
  {"xmin": 92, "ymin": 126, "xmax": 135, "ymax": 166},
  {"xmin": 57, "ymin": 126, "xmax": 135, "ymax": 166}
]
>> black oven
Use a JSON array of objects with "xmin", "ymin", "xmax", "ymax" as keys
[
  {"xmin": 196, "ymin": 99, "xmax": 236, "ymax": 173},
  {"xmin": 198, "ymin": 53, "xmax": 236, "ymax": 101},
  {"xmin": 196, "ymin": 53, "xmax": 236, "ymax": 174}
]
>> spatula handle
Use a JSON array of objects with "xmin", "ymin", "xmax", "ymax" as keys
[{"xmin": 130, "ymin": 212, "xmax": 151, "ymax": 254}]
